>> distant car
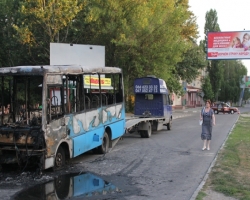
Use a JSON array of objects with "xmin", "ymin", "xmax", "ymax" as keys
[{"xmin": 211, "ymin": 102, "xmax": 239, "ymax": 114}]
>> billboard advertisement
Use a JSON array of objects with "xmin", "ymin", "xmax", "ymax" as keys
[{"xmin": 207, "ymin": 31, "xmax": 250, "ymax": 60}]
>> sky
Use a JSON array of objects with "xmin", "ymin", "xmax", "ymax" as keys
[{"xmin": 188, "ymin": 0, "xmax": 250, "ymax": 75}]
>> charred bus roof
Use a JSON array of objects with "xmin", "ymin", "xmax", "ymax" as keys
[{"xmin": 0, "ymin": 65, "xmax": 122, "ymax": 76}]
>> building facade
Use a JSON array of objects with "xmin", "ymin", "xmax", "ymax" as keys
[{"xmin": 172, "ymin": 68, "xmax": 207, "ymax": 109}]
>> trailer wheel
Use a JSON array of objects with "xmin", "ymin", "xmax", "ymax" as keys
[
  {"xmin": 97, "ymin": 132, "xmax": 110, "ymax": 154},
  {"xmin": 139, "ymin": 131, "xmax": 145, "ymax": 138},
  {"xmin": 167, "ymin": 118, "xmax": 172, "ymax": 130},
  {"xmin": 144, "ymin": 123, "xmax": 152, "ymax": 138},
  {"xmin": 53, "ymin": 146, "xmax": 65, "ymax": 171},
  {"xmin": 138, "ymin": 131, "xmax": 144, "ymax": 138}
]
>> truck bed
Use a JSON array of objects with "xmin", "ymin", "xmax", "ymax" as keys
[{"xmin": 125, "ymin": 116, "xmax": 165, "ymax": 130}]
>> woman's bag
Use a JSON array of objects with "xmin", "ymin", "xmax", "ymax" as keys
[{"xmin": 199, "ymin": 107, "xmax": 205, "ymax": 125}]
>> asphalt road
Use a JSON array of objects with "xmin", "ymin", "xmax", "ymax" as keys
[
  {"xmin": 70, "ymin": 106, "xmax": 247, "ymax": 200},
  {"xmin": 1, "ymin": 105, "xmax": 249, "ymax": 200}
]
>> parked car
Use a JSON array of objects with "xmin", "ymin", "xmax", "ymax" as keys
[{"xmin": 211, "ymin": 102, "xmax": 239, "ymax": 114}]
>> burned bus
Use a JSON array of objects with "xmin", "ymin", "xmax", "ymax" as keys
[{"xmin": 0, "ymin": 65, "xmax": 125, "ymax": 171}]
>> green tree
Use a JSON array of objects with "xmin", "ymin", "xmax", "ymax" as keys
[
  {"xmin": 219, "ymin": 60, "xmax": 247, "ymax": 103},
  {"xmin": 1, "ymin": 0, "xmax": 204, "ymax": 100},
  {"xmin": 76, "ymin": 0, "xmax": 199, "ymax": 96},
  {"xmin": 12, "ymin": 0, "xmax": 84, "ymax": 63},
  {"xmin": 0, "ymin": 0, "xmax": 32, "ymax": 67},
  {"xmin": 243, "ymin": 88, "xmax": 250, "ymax": 101},
  {"xmin": 202, "ymin": 76, "xmax": 214, "ymax": 101},
  {"xmin": 175, "ymin": 44, "xmax": 206, "ymax": 83},
  {"xmin": 203, "ymin": 9, "xmax": 223, "ymax": 101}
]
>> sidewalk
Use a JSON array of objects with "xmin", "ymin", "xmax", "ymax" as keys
[{"xmin": 173, "ymin": 106, "xmax": 202, "ymax": 113}]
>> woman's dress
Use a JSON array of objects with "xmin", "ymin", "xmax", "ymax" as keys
[{"xmin": 201, "ymin": 108, "xmax": 214, "ymax": 140}]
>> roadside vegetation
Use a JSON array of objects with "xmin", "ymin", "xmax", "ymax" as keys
[{"xmin": 196, "ymin": 112, "xmax": 250, "ymax": 200}]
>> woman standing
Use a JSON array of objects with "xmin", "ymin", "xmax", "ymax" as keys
[{"xmin": 200, "ymin": 100, "xmax": 216, "ymax": 150}]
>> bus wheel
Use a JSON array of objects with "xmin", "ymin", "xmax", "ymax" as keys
[
  {"xmin": 54, "ymin": 146, "xmax": 65, "ymax": 171},
  {"xmin": 97, "ymin": 132, "xmax": 109, "ymax": 154},
  {"xmin": 144, "ymin": 123, "xmax": 152, "ymax": 138}
]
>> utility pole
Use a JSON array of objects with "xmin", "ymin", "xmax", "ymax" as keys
[{"xmin": 239, "ymin": 88, "xmax": 245, "ymax": 106}]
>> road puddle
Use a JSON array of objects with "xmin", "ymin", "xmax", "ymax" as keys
[{"xmin": 13, "ymin": 172, "xmax": 118, "ymax": 199}]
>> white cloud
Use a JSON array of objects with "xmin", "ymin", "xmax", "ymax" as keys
[{"xmin": 189, "ymin": 0, "xmax": 250, "ymax": 75}]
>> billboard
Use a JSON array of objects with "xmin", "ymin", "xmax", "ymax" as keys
[
  {"xmin": 50, "ymin": 43, "xmax": 105, "ymax": 67},
  {"xmin": 207, "ymin": 31, "xmax": 250, "ymax": 60}
]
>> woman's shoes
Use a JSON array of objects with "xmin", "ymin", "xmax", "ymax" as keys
[{"xmin": 202, "ymin": 147, "xmax": 210, "ymax": 150}]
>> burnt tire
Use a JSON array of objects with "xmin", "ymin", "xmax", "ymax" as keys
[
  {"xmin": 97, "ymin": 132, "xmax": 109, "ymax": 154},
  {"xmin": 54, "ymin": 146, "xmax": 65, "ymax": 171}
]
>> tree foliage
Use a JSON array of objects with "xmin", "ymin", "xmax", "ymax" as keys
[
  {"xmin": 203, "ymin": 9, "xmax": 223, "ymax": 101},
  {"xmin": 0, "ymin": 1, "xmax": 248, "ymax": 102},
  {"xmin": 0, "ymin": 0, "xmax": 204, "ymax": 96},
  {"xmin": 202, "ymin": 76, "xmax": 214, "ymax": 101},
  {"xmin": 219, "ymin": 60, "xmax": 247, "ymax": 103},
  {"xmin": 14, "ymin": 0, "xmax": 84, "ymax": 43},
  {"xmin": 11, "ymin": 0, "xmax": 84, "ymax": 63},
  {"xmin": 175, "ymin": 44, "xmax": 206, "ymax": 83},
  {"xmin": 76, "ymin": 0, "xmax": 199, "ymax": 96}
]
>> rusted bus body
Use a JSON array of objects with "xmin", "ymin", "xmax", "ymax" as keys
[{"xmin": 0, "ymin": 65, "xmax": 125, "ymax": 170}]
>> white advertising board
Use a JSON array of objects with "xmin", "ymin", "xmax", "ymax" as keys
[{"xmin": 50, "ymin": 43, "xmax": 105, "ymax": 67}]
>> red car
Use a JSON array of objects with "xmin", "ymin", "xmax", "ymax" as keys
[{"xmin": 211, "ymin": 102, "xmax": 239, "ymax": 114}]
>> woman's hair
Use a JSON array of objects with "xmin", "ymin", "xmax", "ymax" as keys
[{"xmin": 206, "ymin": 100, "xmax": 211, "ymax": 105}]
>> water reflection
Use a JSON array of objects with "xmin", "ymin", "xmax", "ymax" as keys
[{"xmin": 14, "ymin": 172, "xmax": 118, "ymax": 200}]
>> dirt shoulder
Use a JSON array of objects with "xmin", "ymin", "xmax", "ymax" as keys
[{"xmin": 202, "ymin": 189, "xmax": 238, "ymax": 200}]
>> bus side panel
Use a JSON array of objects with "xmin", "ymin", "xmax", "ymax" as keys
[
  {"xmin": 107, "ymin": 119, "xmax": 125, "ymax": 140},
  {"xmin": 73, "ymin": 126, "xmax": 104, "ymax": 157},
  {"xmin": 65, "ymin": 111, "xmax": 102, "ymax": 157},
  {"xmin": 103, "ymin": 103, "xmax": 125, "ymax": 139},
  {"xmin": 66, "ymin": 110, "xmax": 100, "ymax": 135},
  {"xmin": 103, "ymin": 103, "xmax": 125, "ymax": 124},
  {"xmin": 115, "ymin": 103, "xmax": 126, "ymax": 121}
]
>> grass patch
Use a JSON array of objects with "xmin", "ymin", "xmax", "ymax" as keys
[
  {"xmin": 196, "ymin": 191, "xmax": 207, "ymax": 200},
  {"xmin": 197, "ymin": 113, "xmax": 250, "ymax": 200}
]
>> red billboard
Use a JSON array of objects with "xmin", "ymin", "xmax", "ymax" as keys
[{"xmin": 207, "ymin": 31, "xmax": 250, "ymax": 60}]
